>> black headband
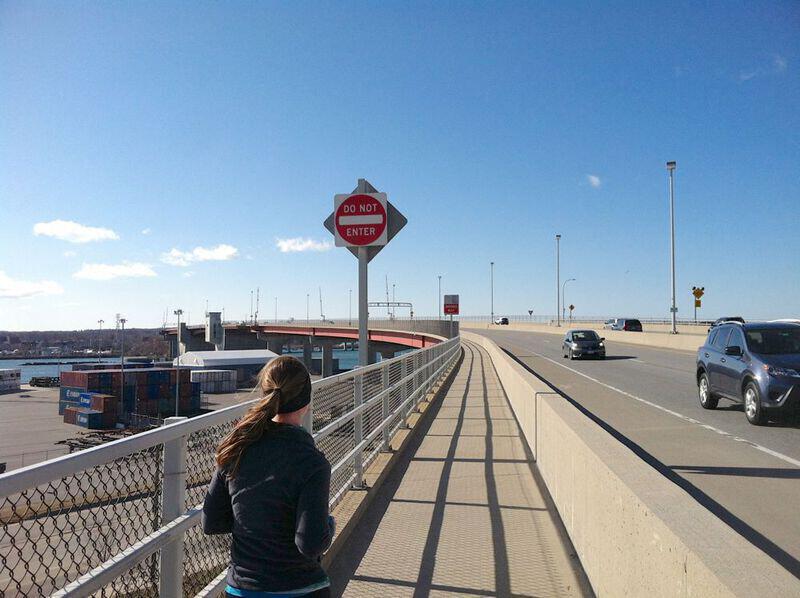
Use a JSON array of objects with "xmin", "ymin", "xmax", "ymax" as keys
[{"xmin": 276, "ymin": 376, "xmax": 312, "ymax": 414}]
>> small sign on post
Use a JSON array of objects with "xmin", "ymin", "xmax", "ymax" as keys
[
  {"xmin": 692, "ymin": 286, "xmax": 705, "ymax": 323},
  {"xmin": 443, "ymin": 295, "xmax": 459, "ymax": 315},
  {"xmin": 443, "ymin": 295, "xmax": 459, "ymax": 338}
]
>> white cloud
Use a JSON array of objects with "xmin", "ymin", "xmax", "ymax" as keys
[
  {"xmin": 587, "ymin": 174, "xmax": 602, "ymax": 188},
  {"xmin": 73, "ymin": 262, "xmax": 157, "ymax": 281},
  {"xmin": 63, "ymin": 250, "xmax": 77, "ymax": 258},
  {"xmin": 141, "ymin": 228, "xmax": 152, "ymax": 235},
  {"xmin": 739, "ymin": 54, "xmax": 788, "ymax": 82},
  {"xmin": 33, "ymin": 220, "xmax": 119, "ymax": 244},
  {"xmin": 182, "ymin": 271, "xmax": 195, "ymax": 278},
  {"xmin": 160, "ymin": 244, "xmax": 239, "ymax": 267},
  {"xmin": 0, "ymin": 271, "xmax": 64, "ymax": 298},
  {"xmin": 738, "ymin": 70, "xmax": 758, "ymax": 82},
  {"xmin": 275, "ymin": 237, "xmax": 333, "ymax": 253}
]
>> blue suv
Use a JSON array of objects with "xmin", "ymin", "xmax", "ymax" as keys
[{"xmin": 696, "ymin": 321, "xmax": 800, "ymax": 425}]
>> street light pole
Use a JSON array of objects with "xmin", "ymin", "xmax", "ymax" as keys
[
  {"xmin": 667, "ymin": 161, "xmax": 678, "ymax": 334},
  {"xmin": 118, "ymin": 316, "xmax": 127, "ymax": 414},
  {"xmin": 556, "ymin": 235, "xmax": 561, "ymax": 327},
  {"xmin": 97, "ymin": 319, "xmax": 104, "ymax": 362},
  {"xmin": 438, "ymin": 275, "xmax": 442, "ymax": 320},
  {"xmin": 173, "ymin": 309, "xmax": 182, "ymax": 417},
  {"xmin": 562, "ymin": 278, "xmax": 576, "ymax": 322},
  {"xmin": 490, "ymin": 262, "xmax": 494, "ymax": 323}
]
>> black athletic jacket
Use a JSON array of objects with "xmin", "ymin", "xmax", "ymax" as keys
[{"xmin": 202, "ymin": 423, "xmax": 334, "ymax": 592}]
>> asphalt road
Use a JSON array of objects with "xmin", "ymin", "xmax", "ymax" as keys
[{"xmin": 480, "ymin": 329, "xmax": 800, "ymax": 578}]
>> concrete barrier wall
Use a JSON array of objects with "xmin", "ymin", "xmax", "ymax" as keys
[
  {"xmin": 462, "ymin": 320, "xmax": 705, "ymax": 353},
  {"xmin": 464, "ymin": 331, "xmax": 799, "ymax": 597}
]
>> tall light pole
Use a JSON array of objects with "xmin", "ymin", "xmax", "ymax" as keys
[
  {"xmin": 438, "ymin": 275, "xmax": 442, "ymax": 320},
  {"xmin": 556, "ymin": 235, "xmax": 561, "ymax": 327},
  {"xmin": 97, "ymin": 319, "xmax": 104, "ymax": 362},
  {"xmin": 173, "ymin": 309, "xmax": 182, "ymax": 416},
  {"xmin": 306, "ymin": 293, "xmax": 310, "ymax": 324},
  {"xmin": 392, "ymin": 283, "xmax": 396, "ymax": 320},
  {"xmin": 490, "ymin": 262, "xmax": 494, "ymax": 323},
  {"xmin": 667, "ymin": 161, "xmax": 678, "ymax": 334},
  {"xmin": 562, "ymin": 278, "xmax": 576, "ymax": 322},
  {"xmin": 118, "ymin": 315, "xmax": 127, "ymax": 414}
]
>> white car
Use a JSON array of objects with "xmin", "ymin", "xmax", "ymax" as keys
[{"xmin": 494, "ymin": 317, "xmax": 509, "ymax": 325}]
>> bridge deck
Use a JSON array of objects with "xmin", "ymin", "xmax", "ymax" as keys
[{"xmin": 329, "ymin": 341, "xmax": 590, "ymax": 597}]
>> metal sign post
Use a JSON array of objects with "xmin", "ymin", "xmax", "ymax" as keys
[
  {"xmin": 325, "ymin": 179, "xmax": 407, "ymax": 366},
  {"xmin": 692, "ymin": 286, "xmax": 705, "ymax": 323}
]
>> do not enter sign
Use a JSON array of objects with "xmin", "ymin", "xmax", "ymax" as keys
[{"xmin": 334, "ymin": 193, "xmax": 388, "ymax": 247}]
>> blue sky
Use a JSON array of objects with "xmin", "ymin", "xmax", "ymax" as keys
[{"xmin": 1, "ymin": 2, "xmax": 798, "ymax": 330}]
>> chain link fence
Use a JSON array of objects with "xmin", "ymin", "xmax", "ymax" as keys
[
  {"xmin": 0, "ymin": 336, "xmax": 460, "ymax": 597},
  {"xmin": 0, "ymin": 445, "xmax": 163, "ymax": 596}
]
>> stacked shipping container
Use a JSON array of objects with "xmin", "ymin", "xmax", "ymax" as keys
[
  {"xmin": 71, "ymin": 361, "xmax": 174, "ymax": 371},
  {"xmin": 189, "ymin": 369, "xmax": 237, "ymax": 394},
  {"xmin": 59, "ymin": 368, "xmax": 201, "ymax": 428},
  {"xmin": 0, "ymin": 369, "xmax": 21, "ymax": 393}
]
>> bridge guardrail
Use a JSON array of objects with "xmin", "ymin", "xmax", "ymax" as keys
[{"xmin": 0, "ymin": 336, "xmax": 461, "ymax": 597}]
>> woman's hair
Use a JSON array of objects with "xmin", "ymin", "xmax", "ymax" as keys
[{"xmin": 215, "ymin": 356, "xmax": 311, "ymax": 477}]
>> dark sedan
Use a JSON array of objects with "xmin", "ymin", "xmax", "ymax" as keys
[{"xmin": 562, "ymin": 330, "xmax": 606, "ymax": 360}]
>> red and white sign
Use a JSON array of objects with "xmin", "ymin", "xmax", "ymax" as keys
[
  {"xmin": 334, "ymin": 193, "xmax": 388, "ymax": 247},
  {"xmin": 444, "ymin": 294, "xmax": 459, "ymax": 315}
]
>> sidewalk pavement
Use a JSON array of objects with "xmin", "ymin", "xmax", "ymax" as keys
[{"xmin": 328, "ymin": 341, "xmax": 592, "ymax": 597}]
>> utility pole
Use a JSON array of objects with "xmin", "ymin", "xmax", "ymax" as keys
[
  {"xmin": 97, "ymin": 319, "xmax": 104, "ymax": 362},
  {"xmin": 667, "ymin": 161, "xmax": 678, "ymax": 334},
  {"xmin": 438, "ymin": 275, "xmax": 442, "ymax": 320},
  {"xmin": 255, "ymin": 288, "xmax": 260, "ymax": 323},
  {"xmin": 118, "ymin": 316, "xmax": 127, "ymax": 413},
  {"xmin": 173, "ymin": 309, "xmax": 182, "ymax": 417},
  {"xmin": 250, "ymin": 290, "xmax": 254, "ymax": 325},
  {"xmin": 556, "ymin": 235, "xmax": 561, "ymax": 327},
  {"xmin": 385, "ymin": 275, "xmax": 390, "ymax": 320},
  {"xmin": 490, "ymin": 262, "xmax": 494, "ymax": 323}
]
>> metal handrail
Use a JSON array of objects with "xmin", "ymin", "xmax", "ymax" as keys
[
  {"xmin": 0, "ymin": 336, "xmax": 461, "ymax": 597},
  {"xmin": 0, "ymin": 340, "xmax": 456, "ymax": 497}
]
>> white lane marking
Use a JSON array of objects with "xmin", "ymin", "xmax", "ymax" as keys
[{"xmin": 517, "ymin": 346, "xmax": 800, "ymax": 469}]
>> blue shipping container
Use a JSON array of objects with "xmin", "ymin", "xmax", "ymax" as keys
[
  {"xmin": 59, "ymin": 400, "xmax": 80, "ymax": 415},
  {"xmin": 60, "ymin": 386, "xmax": 85, "ymax": 402},
  {"xmin": 76, "ymin": 409, "xmax": 104, "ymax": 429}
]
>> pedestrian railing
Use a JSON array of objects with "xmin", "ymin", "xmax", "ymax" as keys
[{"xmin": 0, "ymin": 336, "xmax": 460, "ymax": 598}]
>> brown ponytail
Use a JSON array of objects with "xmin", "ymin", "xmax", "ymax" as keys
[{"xmin": 215, "ymin": 356, "xmax": 311, "ymax": 477}]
